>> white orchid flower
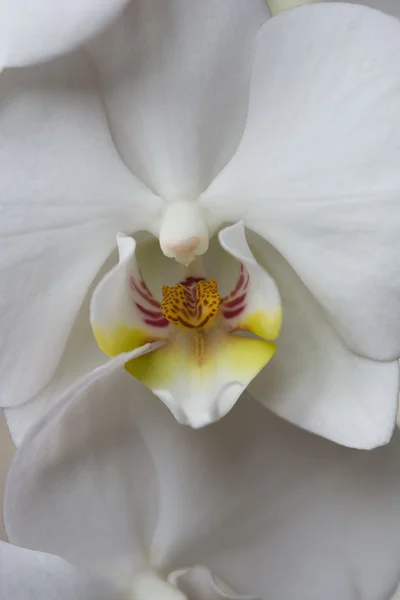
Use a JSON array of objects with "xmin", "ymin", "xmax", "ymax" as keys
[
  {"xmin": 3, "ymin": 355, "xmax": 400, "ymax": 600},
  {"xmin": 1, "ymin": 0, "xmax": 400, "ymax": 450}
]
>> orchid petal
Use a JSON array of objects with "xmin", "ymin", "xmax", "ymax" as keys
[
  {"xmin": 4, "ymin": 347, "xmax": 159, "ymax": 572},
  {"xmin": 91, "ymin": 234, "xmax": 170, "ymax": 357},
  {"xmin": 5, "ymin": 367, "xmax": 400, "ymax": 600},
  {"xmin": 218, "ymin": 222, "xmax": 281, "ymax": 341},
  {"xmin": 247, "ymin": 234, "xmax": 399, "ymax": 449},
  {"xmin": 6, "ymin": 239, "xmax": 170, "ymax": 447},
  {"xmin": 0, "ymin": 411, "xmax": 14, "ymax": 540},
  {"xmin": 202, "ymin": 3, "xmax": 400, "ymax": 361},
  {"xmin": 0, "ymin": 541, "xmax": 120, "ymax": 599},
  {"xmin": 328, "ymin": 0, "xmax": 400, "ymax": 20},
  {"xmin": 0, "ymin": 52, "xmax": 162, "ymax": 410},
  {"xmin": 125, "ymin": 332, "xmax": 275, "ymax": 428},
  {"xmin": 88, "ymin": 0, "xmax": 270, "ymax": 199},
  {"xmin": 2, "ymin": 0, "xmax": 130, "ymax": 68},
  {"xmin": 4, "ymin": 290, "xmax": 105, "ymax": 446}
]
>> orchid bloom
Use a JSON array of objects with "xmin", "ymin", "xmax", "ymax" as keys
[
  {"xmin": 1, "ymin": 0, "xmax": 400, "ymax": 451},
  {"xmin": 2, "ymin": 356, "xmax": 400, "ymax": 600}
]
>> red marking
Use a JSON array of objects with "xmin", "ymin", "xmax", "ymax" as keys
[
  {"xmin": 223, "ymin": 293, "xmax": 246, "ymax": 309},
  {"xmin": 196, "ymin": 313, "xmax": 214, "ymax": 328},
  {"xmin": 135, "ymin": 303, "xmax": 164, "ymax": 319},
  {"xmin": 140, "ymin": 279, "xmax": 152, "ymax": 293},
  {"xmin": 130, "ymin": 277, "xmax": 161, "ymax": 308},
  {"xmin": 176, "ymin": 318, "xmax": 196, "ymax": 329},
  {"xmin": 181, "ymin": 276, "xmax": 205, "ymax": 287},
  {"xmin": 232, "ymin": 274, "xmax": 244, "ymax": 295},
  {"xmin": 222, "ymin": 264, "xmax": 250, "ymax": 308},
  {"xmin": 223, "ymin": 307, "xmax": 246, "ymax": 320},
  {"xmin": 144, "ymin": 317, "xmax": 169, "ymax": 327},
  {"xmin": 174, "ymin": 313, "xmax": 215, "ymax": 329}
]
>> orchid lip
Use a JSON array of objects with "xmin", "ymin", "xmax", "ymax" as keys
[{"xmin": 90, "ymin": 222, "xmax": 282, "ymax": 426}]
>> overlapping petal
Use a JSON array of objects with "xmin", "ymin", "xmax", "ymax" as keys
[
  {"xmin": 0, "ymin": 51, "xmax": 162, "ymax": 411},
  {"xmin": 5, "ymin": 365, "xmax": 400, "ymax": 599},
  {"xmin": 2, "ymin": 0, "xmax": 130, "ymax": 68},
  {"xmin": 4, "ymin": 278, "xmax": 108, "ymax": 446},
  {"xmin": 4, "ymin": 348, "xmax": 160, "ymax": 570},
  {"xmin": 4, "ymin": 287, "xmax": 105, "ymax": 446},
  {"xmin": 248, "ymin": 233, "xmax": 399, "ymax": 449},
  {"xmin": 91, "ymin": 234, "xmax": 171, "ymax": 357},
  {"xmin": 87, "ymin": 0, "xmax": 270, "ymax": 199},
  {"xmin": 328, "ymin": 0, "xmax": 400, "ymax": 20},
  {"xmin": 219, "ymin": 223, "xmax": 281, "ymax": 341},
  {"xmin": 0, "ymin": 541, "xmax": 120, "ymax": 600},
  {"xmin": 202, "ymin": 3, "xmax": 400, "ymax": 362}
]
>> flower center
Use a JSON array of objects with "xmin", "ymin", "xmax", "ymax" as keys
[
  {"xmin": 161, "ymin": 277, "xmax": 221, "ymax": 329},
  {"xmin": 127, "ymin": 569, "xmax": 187, "ymax": 600}
]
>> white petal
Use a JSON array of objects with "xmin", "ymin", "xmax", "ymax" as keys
[
  {"xmin": 202, "ymin": 4, "xmax": 400, "ymax": 361},
  {"xmin": 189, "ymin": 424, "xmax": 400, "ymax": 600},
  {"xmin": 0, "ymin": 411, "xmax": 14, "ymax": 540},
  {"xmin": 2, "ymin": 0, "xmax": 130, "ymax": 68},
  {"xmin": 128, "ymin": 332, "xmax": 275, "ymax": 429},
  {"xmin": 0, "ymin": 52, "xmax": 161, "ymax": 409},
  {"xmin": 5, "ymin": 239, "xmax": 168, "ymax": 447},
  {"xmin": 219, "ymin": 222, "xmax": 282, "ymax": 341},
  {"xmin": 5, "ymin": 365, "xmax": 400, "ymax": 599},
  {"xmin": 248, "ymin": 233, "xmax": 399, "ymax": 449},
  {"xmin": 4, "ymin": 346, "xmax": 159, "ymax": 572},
  {"xmin": 91, "ymin": 234, "xmax": 171, "ymax": 358},
  {"xmin": 0, "ymin": 541, "xmax": 120, "ymax": 599},
  {"xmin": 88, "ymin": 0, "xmax": 269, "ymax": 199},
  {"xmin": 4, "ymin": 288, "xmax": 105, "ymax": 445},
  {"xmin": 328, "ymin": 0, "xmax": 400, "ymax": 20}
]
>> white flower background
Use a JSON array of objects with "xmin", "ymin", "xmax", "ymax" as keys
[{"xmin": 1, "ymin": 0, "xmax": 400, "ymax": 598}]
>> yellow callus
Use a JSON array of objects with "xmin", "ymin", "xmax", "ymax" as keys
[{"xmin": 161, "ymin": 278, "xmax": 221, "ymax": 329}]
